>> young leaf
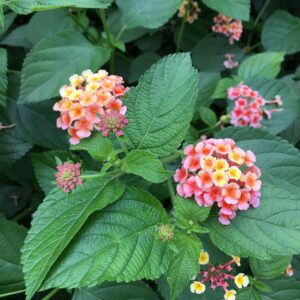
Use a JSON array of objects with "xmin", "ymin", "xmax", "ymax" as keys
[
  {"xmin": 38, "ymin": 188, "xmax": 169, "ymax": 290},
  {"xmin": 202, "ymin": 0, "xmax": 250, "ymax": 21},
  {"xmin": 121, "ymin": 149, "xmax": 172, "ymax": 183},
  {"xmin": 205, "ymin": 127, "xmax": 300, "ymax": 259},
  {"xmin": 116, "ymin": 0, "xmax": 182, "ymax": 29},
  {"xmin": 0, "ymin": 216, "xmax": 27, "ymax": 296},
  {"xmin": 19, "ymin": 30, "xmax": 110, "ymax": 104},
  {"xmin": 238, "ymin": 52, "xmax": 284, "ymax": 80},
  {"xmin": 21, "ymin": 177, "xmax": 125, "ymax": 300},
  {"xmin": 124, "ymin": 53, "xmax": 198, "ymax": 157},
  {"xmin": 262, "ymin": 10, "xmax": 300, "ymax": 54},
  {"xmin": 0, "ymin": 48, "xmax": 7, "ymax": 107},
  {"xmin": 167, "ymin": 232, "xmax": 202, "ymax": 300}
]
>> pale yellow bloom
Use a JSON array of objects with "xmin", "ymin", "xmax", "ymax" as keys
[
  {"xmin": 199, "ymin": 250, "xmax": 209, "ymax": 265},
  {"xmin": 224, "ymin": 290, "xmax": 236, "ymax": 300},
  {"xmin": 231, "ymin": 256, "xmax": 241, "ymax": 267},
  {"xmin": 228, "ymin": 166, "xmax": 242, "ymax": 180},
  {"xmin": 235, "ymin": 273, "xmax": 249, "ymax": 289},
  {"xmin": 190, "ymin": 281, "xmax": 206, "ymax": 294}
]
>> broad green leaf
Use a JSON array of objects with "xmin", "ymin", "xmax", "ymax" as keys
[
  {"xmin": 21, "ymin": 177, "xmax": 125, "ymax": 300},
  {"xmin": 205, "ymin": 127, "xmax": 300, "ymax": 259},
  {"xmin": 122, "ymin": 149, "xmax": 172, "ymax": 183},
  {"xmin": 262, "ymin": 10, "xmax": 300, "ymax": 54},
  {"xmin": 0, "ymin": 216, "xmax": 27, "ymax": 296},
  {"xmin": 250, "ymin": 256, "xmax": 292, "ymax": 280},
  {"xmin": 0, "ymin": 48, "xmax": 7, "ymax": 107},
  {"xmin": 71, "ymin": 132, "xmax": 113, "ymax": 163},
  {"xmin": 202, "ymin": 0, "xmax": 250, "ymax": 21},
  {"xmin": 136, "ymin": 32, "xmax": 163, "ymax": 52},
  {"xmin": 72, "ymin": 281, "xmax": 161, "ymax": 300},
  {"xmin": 199, "ymin": 107, "xmax": 217, "ymax": 127},
  {"xmin": 212, "ymin": 76, "xmax": 241, "ymax": 99},
  {"xmin": 238, "ymin": 52, "xmax": 284, "ymax": 80},
  {"xmin": 38, "ymin": 188, "xmax": 169, "ymax": 290},
  {"xmin": 1, "ymin": 25, "xmax": 31, "ymax": 48},
  {"xmin": 5, "ymin": 0, "xmax": 112, "ymax": 14},
  {"xmin": 237, "ymin": 288, "xmax": 262, "ymax": 300},
  {"xmin": 261, "ymin": 279, "xmax": 300, "ymax": 300},
  {"xmin": 124, "ymin": 53, "xmax": 198, "ymax": 157},
  {"xmin": 1, "ymin": 11, "xmax": 16, "ymax": 34},
  {"xmin": 116, "ymin": 0, "xmax": 182, "ymax": 29},
  {"xmin": 19, "ymin": 30, "xmax": 110, "ymax": 103}
]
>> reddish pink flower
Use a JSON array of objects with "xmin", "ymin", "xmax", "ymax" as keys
[{"xmin": 224, "ymin": 53, "xmax": 239, "ymax": 69}]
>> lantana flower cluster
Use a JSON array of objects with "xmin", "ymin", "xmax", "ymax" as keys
[
  {"xmin": 178, "ymin": 0, "xmax": 201, "ymax": 24},
  {"xmin": 53, "ymin": 69, "xmax": 129, "ymax": 145},
  {"xmin": 174, "ymin": 138, "xmax": 262, "ymax": 225},
  {"xmin": 224, "ymin": 53, "xmax": 239, "ymax": 69},
  {"xmin": 228, "ymin": 83, "xmax": 283, "ymax": 128},
  {"xmin": 191, "ymin": 250, "xmax": 249, "ymax": 300},
  {"xmin": 212, "ymin": 15, "xmax": 243, "ymax": 44}
]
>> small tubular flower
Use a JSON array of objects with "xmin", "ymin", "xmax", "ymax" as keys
[
  {"xmin": 174, "ymin": 138, "xmax": 262, "ymax": 225},
  {"xmin": 224, "ymin": 53, "xmax": 239, "ymax": 69},
  {"xmin": 190, "ymin": 281, "xmax": 206, "ymax": 294},
  {"xmin": 54, "ymin": 69, "xmax": 129, "ymax": 144},
  {"xmin": 234, "ymin": 273, "xmax": 249, "ymax": 289},
  {"xmin": 286, "ymin": 264, "xmax": 294, "ymax": 277},
  {"xmin": 178, "ymin": 0, "xmax": 201, "ymax": 24},
  {"xmin": 199, "ymin": 250, "xmax": 209, "ymax": 265},
  {"xmin": 224, "ymin": 290, "xmax": 236, "ymax": 300}
]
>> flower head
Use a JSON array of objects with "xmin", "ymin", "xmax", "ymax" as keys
[
  {"xmin": 190, "ymin": 281, "xmax": 206, "ymax": 294},
  {"xmin": 199, "ymin": 250, "xmax": 209, "ymax": 265},
  {"xmin": 234, "ymin": 273, "xmax": 249, "ymax": 289},
  {"xmin": 224, "ymin": 290, "xmax": 236, "ymax": 300},
  {"xmin": 224, "ymin": 53, "xmax": 239, "ymax": 69},
  {"xmin": 157, "ymin": 224, "xmax": 174, "ymax": 242},
  {"xmin": 178, "ymin": 0, "xmax": 201, "ymax": 24}
]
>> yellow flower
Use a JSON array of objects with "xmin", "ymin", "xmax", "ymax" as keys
[
  {"xmin": 200, "ymin": 155, "xmax": 216, "ymax": 171},
  {"xmin": 69, "ymin": 74, "xmax": 84, "ymax": 87},
  {"xmin": 69, "ymin": 89, "xmax": 83, "ymax": 101},
  {"xmin": 59, "ymin": 85, "xmax": 75, "ymax": 98},
  {"xmin": 86, "ymin": 82, "xmax": 101, "ymax": 93},
  {"xmin": 231, "ymin": 256, "xmax": 241, "ymax": 267},
  {"xmin": 235, "ymin": 273, "xmax": 249, "ymax": 289},
  {"xmin": 190, "ymin": 281, "xmax": 206, "ymax": 294},
  {"xmin": 215, "ymin": 158, "xmax": 229, "ymax": 171},
  {"xmin": 199, "ymin": 250, "xmax": 209, "ymax": 265},
  {"xmin": 228, "ymin": 166, "xmax": 242, "ymax": 180},
  {"xmin": 212, "ymin": 171, "xmax": 228, "ymax": 187},
  {"xmin": 224, "ymin": 289, "xmax": 236, "ymax": 300},
  {"xmin": 228, "ymin": 148, "xmax": 245, "ymax": 165},
  {"xmin": 81, "ymin": 69, "xmax": 93, "ymax": 79}
]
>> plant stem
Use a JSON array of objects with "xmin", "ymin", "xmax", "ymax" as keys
[
  {"xmin": 41, "ymin": 288, "xmax": 59, "ymax": 300},
  {"xmin": 116, "ymin": 134, "xmax": 128, "ymax": 154},
  {"xmin": 166, "ymin": 178, "xmax": 176, "ymax": 206},
  {"xmin": 161, "ymin": 152, "xmax": 181, "ymax": 164},
  {"xmin": 80, "ymin": 173, "xmax": 103, "ymax": 179},
  {"xmin": 176, "ymin": 0, "xmax": 191, "ymax": 52},
  {"xmin": 12, "ymin": 208, "xmax": 33, "ymax": 222},
  {"xmin": 0, "ymin": 289, "xmax": 26, "ymax": 298}
]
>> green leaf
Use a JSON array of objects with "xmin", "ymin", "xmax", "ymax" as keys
[
  {"xmin": 0, "ymin": 48, "xmax": 7, "ymax": 107},
  {"xmin": 261, "ymin": 279, "xmax": 300, "ymax": 300},
  {"xmin": 212, "ymin": 76, "xmax": 241, "ymax": 99},
  {"xmin": 116, "ymin": 0, "xmax": 182, "ymax": 29},
  {"xmin": 238, "ymin": 52, "xmax": 284, "ymax": 80},
  {"xmin": 262, "ymin": 10, "xmax": 300, "ymax": 55},
  {"xmin": 237, "ymin": 288, "xmax": 262, "ymax": 300},
  {"xmin": 202, "ymin": 0, "xmax": 250, "ymax": 21},
  {"xmin": 21, "ymin": 177, "xmax": 125, "ymax": 300},
  {"xmin": 250, "ymin": 256, "xmax": 292, "ymax": 280},
  {"xmin": 71, "ymin": 132, "xmax": 113, "ymax": 162},
  {"xmin": 19, "ymin": 30, "xmax": 110, "ymax": 104},
  {"xmin": 0, "ymin": 215, "xmax": 27, "ymax": 296},
  {"xmin": 199, "ymin": 107, "xmax": 217, "ymax": 127},
  {"xmin": 5, "ymin": 0, "xmax": 112, "ymax": 14},
  {"xmin": 72, "ymin": 281, "xmax": 161, "ymax": 300},
  {"xmin": 205, "ymin": 127, "xmax": 300, "ymax": 259},
  {"xmin": 167, "ymin": 232, "xmax": 202, "ymax": 300},
  {"xmin": 122, "ymin": 149, "xmax": 172, "ymax": 183},
  {"xmin": 124, "ymin": 53, "xmax": 198, "ymax": 157},
  {"xmin": 37, "ymin": 188, "xmax": 169, "ymax": 290},
  {"xmin": 1, "ymin": 24, "xmax": 31, "ymax": 48}
]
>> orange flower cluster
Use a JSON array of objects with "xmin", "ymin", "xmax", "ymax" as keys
[{"xmin": 178, "ymin": 0, "xmax": 201, "ymax": 24}]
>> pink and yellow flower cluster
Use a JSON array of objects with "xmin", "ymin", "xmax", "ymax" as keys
[
  {"xmin": 174, "ymin": 138, "xmax": 262, "ymax": 225},
  {"xmin": 228, "ymin": 83, "xmax": 283, "ymax": 128},
  {"xmin": 53, "ymin": 69, "xmax": 129, "ymax": 145},
  {"xmin": 212, "ymin": 15, "xmax": 242, "ymax": 44}
]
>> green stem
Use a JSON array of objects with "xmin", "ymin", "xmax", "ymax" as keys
[
  {"xmin": 176, "ymin": 0, "xmax": 191, "ymax": 52},
  {"xmin": 247, "ymin": 42, "xmax": 261, "ymax": 53},
  {"xmin": 0, "ymin": 289, "xmax": 26, "ymax": 298},
  {"xmin": 161, "ymin": 152, "xmax": 181, "ymax": 164},
  {"xmin": 41, "ymin": 288, "xmax": 59, "ymax": 300},
  {"xmin": 116, "ymin": 134, "xmax": 128, "ymax": 154},
  {"xmin": 12, "ymin": 208, "xmax": 33, "ymax": 222},
  {"xmin": 167, "ymin": 178, "xmax": 176, "ymax": 206},
  {"xmin": 80, "ymin": 173, "xmax": 103, "ymax": 179},
  {"xmin": 110, "ymin": 49, "xmax": 115, "ymax": 73}
]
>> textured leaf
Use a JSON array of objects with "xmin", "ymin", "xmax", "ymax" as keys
[
  {"xmin": 122, "ymin": 149, "xmax": 172, "ymax": 183},
  {"xmin": 167, "ymin": 232, "xmax": 202, "ymax": 300},
  {"xmin": 250, "ymin": 256, "xmax": 292, "ymax": 280},
  {"xmin": 72, "ymin": 281, "xmax": 161, "ymax": 300},
  {"xmin": 205, "ymin": 127, "xmax": 300, "ymax": 259},
  {"xmin": 0, "ymin": 216, "xmax": 27, "ymax": 296},
  {"xmin": 199, "ymin": 107, "xmax": 217, "ymax": 127},
  {"xmin": 1, "ymin": 25, "xmax": 31, "ymax": 48},
  {"xmin": 238, "ymin": 52, "xmax": 284, "ymax": 80},
  {"xmin": 262, "ymin": 10, "xmax": 300, "ymax": 54},
  {"xmin": 5, "ymin": 0, "xmax": 112, "ymax": 14},
  {"xmin": 116, "ymin": 0, "xmax": 182, "ymax": 29},
  {"xmin": 0, "ymin": 48, "xmax": 7, "ymax": 107},
  {"xmin": 124, "ymin": 53, "xmax": 198, "ymax": 157},
  {"xmin": 71, "ymin": 132, "xmax": 113, "ymax": 162},
  {"xmin": 237, "ymin": 288, "xmax": 262, "ymax": 300},
  {"xmin": 21, "ymin": 178, "xmax": 125, "ymax": 300},
  {"xmin": 19, "ymin": 30, "xmax": 110, "ymax": 103},
  {"xmin": 261, "ymin": 279, "xmax": 300, "ymax": 300},
  {"xmin": 212, "ymin": 77, "xmax": 241, "ymax": 99},
  {"xmin": 39, "ymin": 188, "xmax": 169, "ymax": 290},
  {"xmin": 202, "ymin": 0, "xmax": 250, "ymax": 21}
]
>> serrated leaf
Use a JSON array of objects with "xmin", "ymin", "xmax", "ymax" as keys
[
  {"xmin": 261, "ymin": 279, "xmax": 300, "ymax": 300},
  {"xmin": 72, "ymin": 281, "xmax": 161, "ymax": 300},
  {"xmin": 116, "ymin": 0, "xmax": 182, "ymax": 29},
  {"xmin": 21, "ymin": 178, "xmax": 125, "ymax": 300},
  {"xmin": 122, "ymin": 149, "xmax": 172, "ymax": 183},
  {"xmin": 37, "ymin": 188, "xmax": 169, "ymax": 291},
  {"xmin": 262, "ymin": 10, "xmax": 300, "ymax": 55},
  {"xmin": 124, "ymin": 53, "xmax": 198, "ymax": 157},
  {"xmin": 202, "ymin": 0, "xmax": 250, "ymax": 21},
  {"xmin": 205, "ymin": 127, "xmax": 300, "ymax": 259},
  {"xmin": 0, "ymin": 215, "xmax": 27, "ymax": 296},
  {"xmin": 71, "ymin": 132, "xmax": 113, "ymax": 162},
  {"xmin": 0, "ymin": 48, "xmax": 7, "ymax": 107},
  {"xmin": 250, "ymin": 256, "xmax": 292, "ymax": 280},
  {"xmin": 238, "ymin": 52, "xmax": 284, "ymax": 80},
  {"xmin": 19, "ymin": 30, "xmax": 110, "ymax": 104},
  {"xmin": 199, "ymin": 107, "xmax": 217, "ymax": 127},
  {"xmin": 167, "ymin": 232, "xmax": 202, "ymax": 300},
  {"xmin": 237, "ymin": 288, "xmax": 262, "ymax": 300}
]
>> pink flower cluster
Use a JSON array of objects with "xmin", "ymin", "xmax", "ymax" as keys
[
  {"xmin": 174, "ymin": 138, "xmax": 262, "ymax": 225},
  {"xmin": 228, "ymin": 83, "xmax": 283, "ymax": 128},
  {"xmin": 224, "ymin": 53, "xmax": 238, "ymax": 69},
  {"xmin": 55, "ymin": 162, "xmax": 82, "ymax": 193},
  {"xmin": 212, "ymin": 15, "xmax": 242, "ymax": 44},
  {"xmin": 53, "ymin": 69, "xmax": 129, "ymax": 145}
]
